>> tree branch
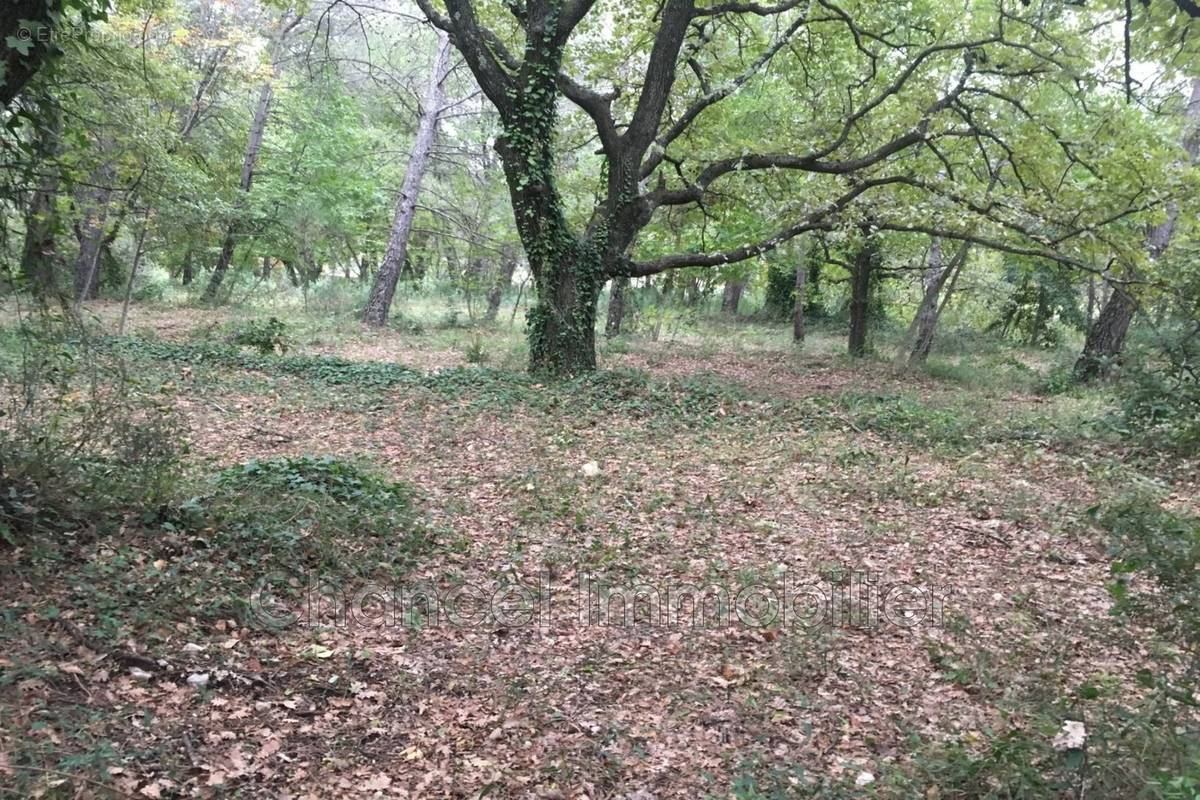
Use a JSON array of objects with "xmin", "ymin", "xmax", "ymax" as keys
[{"xmin": 630, "ymin": 175, "xmax": 908, "ymax": 275}]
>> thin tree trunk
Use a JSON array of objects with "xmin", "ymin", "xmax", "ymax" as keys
[
  {"xmin": 792, "ymin": 261, "xmax": 807, "ymax": 343},
  {"xmin": 118, "ymin": 212, "xmax": 151, "ymax": 335},
  {"xmin": 805, "ymin": 255, "xmax": 822, "ymax": 316},
  {"xmin": 363, "ymin": 32, "xmax": 452, "ymax": 326},
  {"xmin": 606, "ymin": 276, "xmax": 629, "ymax": 337},
  {"xmin": 1087, "ymin": 276, "xmax": 1096, "ymax": 327},
  {"xmin": 204, "ymin": 80, "xmax": 273, "ymax": 302},
  {"xmin": 484, "ymin": 246, "xmax": 518, "ymax": 323},
  {"xmin": 1075, "ymin": 77, "xmax": 1200, "ymax": 380},
  {"xmin": 903, "ymin": 240, "xmax": 969, "ymax": 367},
  {"xmin": 180, "ymin": 248, "xmax": 195, "ymax": 286},
  {"xmin": 1030, "ymin": 285, "xmax": 1050, "ymax": 346},
  {"xmin": 204, "ymin": 13, "xmax": 299, "ymax": 303}
]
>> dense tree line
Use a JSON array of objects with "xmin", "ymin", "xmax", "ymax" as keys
[{"xmin": 1, "ymin": 0, "xmax": 1198, "ymax": 384}]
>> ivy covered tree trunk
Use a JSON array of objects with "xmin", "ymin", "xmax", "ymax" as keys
[
  {"xmin": 364, "ymin": 31, "xmax": 451, "ymax": 327},
  {"xmin": 1, "ymin": 0, "xmax": 63, "ymax": 109},
  {"xmin": 848, "ymin": 236, "xmax": 878, "ymax": 358},
  {"xmin": 418, "ymin": 0, "xmax": 691, "ymax": 375},
  {"xmin": 606, "ymin": 277, "xmax": 628, "ymax": 337},
  {"xmin": 490, "ymin": 34, "xmax": 609, "ymax": 375},
  {"xmin": 22, "ymin": 180, "xmax": 59, "ymax": 296}
]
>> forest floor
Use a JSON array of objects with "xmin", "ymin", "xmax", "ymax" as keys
[{"xmin": 1, "ymin": 301, "xmax": 1196, "ymax": 798}]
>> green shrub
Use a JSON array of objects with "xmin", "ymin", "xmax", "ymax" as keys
[
  {"xmin": 204, "ymin": 455, "xmax": 431, "ymax": 577},
  {"xmin": 464, "ymin": 333, "xmax": 488, "ymax": 364},
  {"xmin": 0, "ymin": 326, "xmax": 184, "ymax": 545},
  {"xmin": 229, "ymin": 316, "xmax": 289, "ymax": 355},
  {"xmin": 1035, "ymin": 365, "xmax": 1076, "ymax": 396},
  {"xmin": 1119, "ymin": 364, "xmax": 1200, "ymax": 454}
]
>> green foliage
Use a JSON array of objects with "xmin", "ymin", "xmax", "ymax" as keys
[
  {"xmin": 1097, "ymin": 492, "xmax": 1200, "ymax": 642},
  {"xmin": 203, "ymin": 454, "xmax": 430, "ymax": 579},
  {"xmin": 229, "ymin": 316, "xmax": 289, "ymax": 355},
  {"xmin": 988, "ymin": 261, "xmax": 1088, "ymax": 348},
  {"xmin": 108, "ymin": 332, "xmax": 780, "ymax": 423},
  {"xmin": 1076, "ymin": 492, "xmax": 1200, "ymax": 797},
  {"xmin": 761, "ymin": 261, "xmax": 795, "ymax": 321},
  {"xmin": 835, "ymin": 392, "xmax": 975, "ymax": 447},
  {"xmin": 0, "ymin": 326, "xmax": 183, "ymax": 546},
  {"xmin": 464, "ymin": 332, "xmax": 488, "ymax": 364},
  {"xmin": 1117, "ymin": 331, "xmax": 1200, "ymax": 455},
  {"xmin": 1035, "ymin": 365, "xmax": 1077, "ymax": 396}
]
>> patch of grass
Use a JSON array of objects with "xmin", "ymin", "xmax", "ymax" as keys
[{"xmin": 834, "ymin": 391, "xmax": 977, "ymax": 447}]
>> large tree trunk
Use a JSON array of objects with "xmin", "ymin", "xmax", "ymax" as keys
[
  {"xmin": 1074, "ymin": 287, "xmax": 1137, "ymax": 380},
  {"xmin": 721, "ymin": 279, "xmax": 746, "ymax": 316},
  {"xmin": 22, "ymin": 179, "xmax": 60, "ymax": 296},
  {"xmin": 427, "ymin": 0, "xmax": 689, "ymax": 375},
  {"xmin": 363, "ymin": 32, "xmax": 452, "ymax": 326},
  {"xmin": 606, "ymin": 276, "xmax": 629, "ymax": 337},
  {"xmin": 493, "ymin": 69, "xmax": 609, "ymax": 376},
  {"xmin": 1074, "ymin": 77, "xmax": 1200, "ymax": 380},
  {"xmin": 19, "ymin": 98, "xmax": 62, "ymax": 298},
  {"xmin": 74, "ymin": 184, "xmax": 113, "ymax": 301},
  {"xmin": 1, "ymin": 0, "xmax": 61, "ymax": 109},
  {"xmin": 848, "ymin": 236, "xmax": 878, "ymax": 358}
]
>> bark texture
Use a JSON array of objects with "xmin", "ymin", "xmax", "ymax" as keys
[
  {"xmin": 605, "ymin": 276, "xmax": 628, "ymax": 337},
  {"xmin": 721, "ymin": 279, "xmax": 745, "ymax": 316},
  {"xmin": 792, "ymin": 262, "xmax": 806, "ymax": 343},
  {"xmin": 848, "ymin": 236, "xmax": 878, "ymax": 358}
]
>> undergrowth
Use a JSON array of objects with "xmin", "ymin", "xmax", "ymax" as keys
[{"xmin": 106, "ymin": 335, "xmax": 778, "ymax": 424}]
